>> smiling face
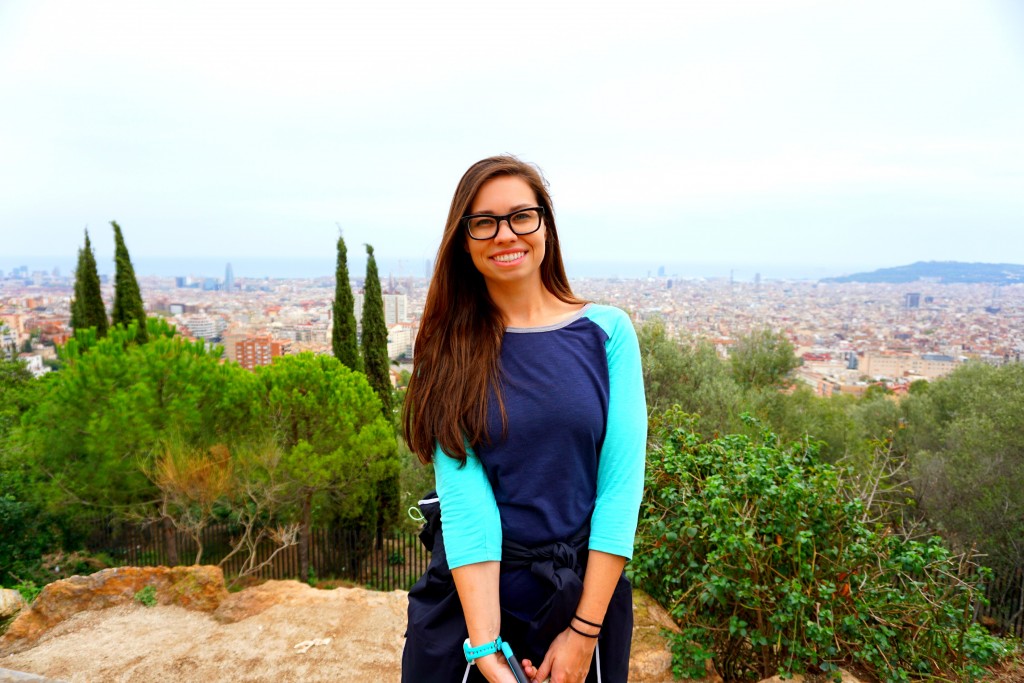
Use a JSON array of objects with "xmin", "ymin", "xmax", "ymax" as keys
[{"xmin": 464, "ymin": 174, "xmax": 548, "ymax": 291}]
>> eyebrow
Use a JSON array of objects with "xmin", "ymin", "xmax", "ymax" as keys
[{"xmin": 467, "ymin": 203, "xmax": 536, "ymax": 215}]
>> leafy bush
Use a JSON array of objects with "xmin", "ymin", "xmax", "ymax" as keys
[
  {"xmin": 134, "ymin": 584, "xmax": 157, "ymax": 607},
  {"xmin": 11, "ymin": 579, "xmax": 40, "ymax": 604},
  {"xmin": 631, "ymin": 410, "xmax": 1012, "ymax": 682}
]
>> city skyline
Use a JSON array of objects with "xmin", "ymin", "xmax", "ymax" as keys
[{"xmin": 2, "ymin": 1, "xmax": 1023, "ymax": 271}]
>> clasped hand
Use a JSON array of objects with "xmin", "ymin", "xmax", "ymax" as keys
[{"xmin": 519, "ymin": 626, "xmax": 597, "ymax": 683}]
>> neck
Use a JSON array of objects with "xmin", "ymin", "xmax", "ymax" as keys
[{"xmin": 486, "ymin": 278, "xmax": 578, "ymax": 328}]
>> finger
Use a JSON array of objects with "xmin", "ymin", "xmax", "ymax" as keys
[{"xmin": 535, "ymin": 653, "xmax": 554, "ymax": 683}]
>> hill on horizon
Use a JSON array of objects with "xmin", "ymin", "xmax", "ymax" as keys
[{"xmin": 821, "ymin": 261, "xmax": 1024, "ymax": 284}]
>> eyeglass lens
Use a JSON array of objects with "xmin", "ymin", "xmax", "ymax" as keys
[{"xmin": 465, "ymin": 209, "xmax": 542, "ymax": 240}]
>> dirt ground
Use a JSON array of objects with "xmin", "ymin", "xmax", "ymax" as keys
[{"xmin": 0, "ymin": 587, "xmax": 407, "ymax": 683}]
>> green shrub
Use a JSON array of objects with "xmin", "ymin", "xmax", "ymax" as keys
[
  {"xmin": 133, "ymin": 585, "xmax": 157, "ymax": 607},
  {"xmin": 11, "ymin": 579, "xmax": 40, "ymax": 604},
  {"xmin": 631, "ymin": 410, "xmax": 1012, "ymax": 682}
]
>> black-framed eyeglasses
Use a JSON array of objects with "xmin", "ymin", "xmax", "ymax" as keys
[{"xmin": 461, "ymin": 207, "xmax": 545, "ymax": 240}]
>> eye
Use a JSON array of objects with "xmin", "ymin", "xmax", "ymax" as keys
[
  {"xmin": 468, "ymin": 216, "xmax": 497, "ymax": 230},
  {"xmin": 511, "ymin": 210, "xmax": 537, "ymax": 224}
]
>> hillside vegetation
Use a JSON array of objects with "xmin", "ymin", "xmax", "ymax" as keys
[{"xmin": 2, "ymin": 318, "xmax": 1022, "ymax": 679}]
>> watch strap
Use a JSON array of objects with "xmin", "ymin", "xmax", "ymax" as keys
[{"xmin": 463, "ymin": 636, "xmax": 503, "ymax": 662}]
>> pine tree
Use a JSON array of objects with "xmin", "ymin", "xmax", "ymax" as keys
[
  {"xmin": 110, "ymin": 220, "xmax": 148, "ymax": 343},
  {"xmin": 360, "ymin": 244, "xmax": 392, "ymax": 417},
  {"xmin": 331, "ymin": 233, "xmax": 360, "ymax": 370},
  {"xmin": 70, "ymin": 230, "xmax": 109, "ymax": 337}
]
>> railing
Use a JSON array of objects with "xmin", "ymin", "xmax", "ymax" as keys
[
  {"xmin": 979, "ymin": 565, "xmax": 1024, "ymax": 638},
  {"xmin": 84, "ymin": 520, "xmax": 1024, "ymax": 637},
  {"xmin": 85, "ymin": 520, "xmax": 431, "ymax": 592}
]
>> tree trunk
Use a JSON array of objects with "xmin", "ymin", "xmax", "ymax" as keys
[
  {"xmin": 163, "ymin": 516, "xmax": 179, "ymax": 566},
  {"xmin": 299, "ymin": 492, "xmax": 312, "ymax": 582}
]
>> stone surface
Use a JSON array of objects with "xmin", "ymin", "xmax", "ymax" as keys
[
  {"xmin": 0, "ymin": 592, "xmax": 27, "ymax": 621},
  {"xmin": 0, "ymin": 668, "xmax": 66, "ymax": 682},
  {"xmin": 630, "ymin": 589, "xmax": 722, "ymax": 683},
  {"xmin": 760, "ymin": 671, "xmax": 864, "ymax": 683},
  {"xmin": 213, "ymin": 579, "xmax": 326, "ymax": 624},
  {"xmin": 0, "ymin": 566, "xmax": 227, "ymax": 656},
  {"xmin": 1, "ymin": 576, "xmax": 691, "ymax": 682}
]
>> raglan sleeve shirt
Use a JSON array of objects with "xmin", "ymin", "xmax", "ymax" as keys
[{"xmin": 434, "ymin": 304, "xmax": 647, "ymax": 569}]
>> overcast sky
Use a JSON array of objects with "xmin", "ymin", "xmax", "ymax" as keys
[{"xmin": 2, "ymin": 0, "xmax": 1023, "ymax": 279}]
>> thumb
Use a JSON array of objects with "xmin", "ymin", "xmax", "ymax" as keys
[{"xmin": 534, "ymin": 651, "xmax": 554, "ymax": 683}]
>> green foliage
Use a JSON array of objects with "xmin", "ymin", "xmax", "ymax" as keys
[
  {"xmin": 19, "ymin": 323, "xmax": 254, "ymax": 515},
  {"xmin": 360, "ymin": 244, "xmax": 392, "ymax": 418},
  {"xmin": 12, "ymin": 579, "xmax": 41, "ymax": 604},
  {"xmin": 0, "ymin": 355, "xmax": 55, "ymax": 585},
  {"xmin": 397, "ymin": 436, "xmax": 435, "ymax": 532},
  {"xmin": 331, "ymin": 233, "xmax": 360, "ymax": 371},
  {"xmin": 134, "ymin": 584, "xmax": 157, "ymax": 607},
  {"xmin": 729, "ymin": 328, "xmax": 800, "ymax": 390},
  {"xmin": 256, "ymin": 353, "xmax": 398, "ymax": 525},
  {"xmin": 901, "ymin": 362, "xmax": 1024, "ymax": 574},
  {"xmin": 632, "ymin": 409, "xmax": 1010, "ymax": 682},
  {"xmin": 638, "ymin": 320, "xmax": 744, "ymax": 435},
  {"xmin": 110, "ymin": 220, "xmax": 148, "ymax": 344},
  {"xmin": 70, "ymin": 229, "xmax": 109, "ymax": 337}
]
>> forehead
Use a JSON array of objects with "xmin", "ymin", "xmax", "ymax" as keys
[{"xmin": 470, "ymin": 175, "xmax": 538, "ymax": 213}]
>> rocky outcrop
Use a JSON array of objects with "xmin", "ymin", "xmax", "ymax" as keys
[
  {"xmin": 0, "ymin": 566, "xmax": 227, "ymax": 656},
  {"xmin": 631, "ymin": 590, "xmax": 722, "ymax": 683},
  {"xmin": 0, "ymin": 591, "xmax": 27, "ymax": 622},
  {"xmin": 0, "ymin": 570, "xmax": 698, "ymax": 682},
  {"xmin": 760, "ymin": 670, "xmax": 863, "ymax": 683},
  {"xmin": 213, "ymin": 579, "xmax": 326, "ymax": 623}
]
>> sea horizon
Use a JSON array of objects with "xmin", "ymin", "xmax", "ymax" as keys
[{"xmin": 4, "ymin": 255, "xmax": 880, "ymax": 283}]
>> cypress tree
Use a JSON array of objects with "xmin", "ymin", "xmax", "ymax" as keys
[
  {"xmin": 361, "ymin": 244, "xmax": 397, "ymax": 548},
  {"xmin": 110, "ymin": 220, "xmax": 148, "ymax": 343},
  {"xmin": 331, "ymin": 233, "xmax": 360, "ymax": 370},
  {"xmin": 360, "ymin": 244, "xmax": 392, "ymax": 417},
  {"xmin": 70, "ymin": 230, "xmax": 109, "ymax": 337}
]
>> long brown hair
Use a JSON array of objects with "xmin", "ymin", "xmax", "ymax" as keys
[{"xmin": 403, "ymin": 155, "xmax": 581, "ymax": 464}]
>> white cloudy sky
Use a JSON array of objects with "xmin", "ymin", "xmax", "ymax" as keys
[{"xmin": 1, "ymin": 0, "xmax": 1023, "ymax": 279}]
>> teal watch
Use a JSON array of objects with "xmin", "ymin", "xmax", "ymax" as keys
[{"xmin": 463, "ymin": 636, "xmax": 503, "ymax": 662}]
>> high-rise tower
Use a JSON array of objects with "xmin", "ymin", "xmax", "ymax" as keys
[{"xmin": 225, "ymin": 263, "xmax": 235, "ymax": 292}]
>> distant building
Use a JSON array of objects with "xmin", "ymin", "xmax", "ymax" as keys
[
  {"xmin": 225, "ymin": 263, "xmax": 235, "ymax": 293},
  {"xmin": 235, "ymin": 336, "xmax": 289, "ymax": 370},
  {"xmin": 354, "ymin": 292, "xmax": 409, "ymax": 327},
  {"xmin": 387, "ymin": 322, "xmax": 416, "ymax": 359},
  {"xmin": 905, "ymin": 292, "xmax": 921, "ymax": 309},
  {"xmin": 859, "ymin": 352, "xmax": 957, "ymax": 380},
  {"xmin": 18, "ymin": 354, "xmax": 50, "ymax": 378},
  {"xmin": 180, "ymin": 314, "xmax": 224, "ymax": 341},
  {"xmin": 383, "ymin": 294, "xmax": 408, "ymax": 326}
]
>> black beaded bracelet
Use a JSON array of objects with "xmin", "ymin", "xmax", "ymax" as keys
[
  {"xmin": 569, "ymin": 623, "xmax": 600, "ymax": 638},
  {"xmin": 573, "ymin": 614, "xmax": 603, "ymax": 629}
]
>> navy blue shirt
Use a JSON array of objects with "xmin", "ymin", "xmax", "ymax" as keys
[{"xmin": 434, "ymin": 304, "xmax": 647, "ymax": 568}]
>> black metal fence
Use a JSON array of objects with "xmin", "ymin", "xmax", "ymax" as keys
[
  {"xmin": 83, "ymin": 520, "xmax": 1023, "ymax": 637},
  {"xmin": 979, "ymin": 566, "xmax": 1024, "ymax": 638},
  {"xmin": 85, "ymin": 520, "xmax": 431, "ymax": 592}
]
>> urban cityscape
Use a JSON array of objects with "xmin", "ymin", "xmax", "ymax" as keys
[{"xmin": 3, "ymin": 260, "xmax": 1022, "ymax": 397}]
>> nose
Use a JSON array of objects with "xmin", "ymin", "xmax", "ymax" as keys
[{"xmin": 493, "ymin": 218, "xmax": 518, "ymax": 242}]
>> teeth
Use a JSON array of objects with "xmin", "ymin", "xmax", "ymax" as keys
[{"xmin": 493, "ymin": 252, "xmax": 524, "ymax": 263}]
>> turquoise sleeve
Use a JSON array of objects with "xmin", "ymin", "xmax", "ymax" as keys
[
  {"xmin": 585, "ymin": 306, "xmax": 648, "ymax": 559},
  {"xmin": 433, "ymin": 443, "xmax": 503, "ymax": 569}
]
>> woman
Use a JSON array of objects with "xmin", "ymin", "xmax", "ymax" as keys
[{"xmin": 402, "ymin": 156, "xmax": 646, "ymax": 683}]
